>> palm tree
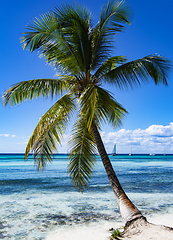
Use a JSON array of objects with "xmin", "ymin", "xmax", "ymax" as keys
[{"xmin": 2, "ymin": 0, "xmax": 171, "ymax": 226}]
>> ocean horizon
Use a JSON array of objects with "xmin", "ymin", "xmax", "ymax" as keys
[
  {"xmin": 0, "ymin": 154, "xmax": 173, "ymax": 239},
  {"xmin": 1, "ymin": 153, "xmax": 173, "ymax": 155}
]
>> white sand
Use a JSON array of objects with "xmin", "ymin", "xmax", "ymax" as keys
[
  {"xmin": 46, "ymin": 221, "xmax": 121, "ymax": 240},
  {"xmin": 122, "ymin": 227, "xmax": 173, "ymax": 240},
  {"xmin": 148, "ymin": 213, "xmax": 173, "ymax": 227},
  {"xmin": 46, "ymin": 214, "xmax": 173, "ymax": 240},
  {"xmin": 122, "ymin": 220, "xmax": 173, "ymax": 240}
]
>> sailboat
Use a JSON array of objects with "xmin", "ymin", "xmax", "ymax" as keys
[
  {"xmin": 112, "ymin": 144, "xmax": 116, "ymax": 156},
  {"xmin": 163, "ymin": 149, "xmax": 167, "ymax": 156},
  {"xmin": 129, "ymin": 147, "xmax": 134, "ymax": 156}
]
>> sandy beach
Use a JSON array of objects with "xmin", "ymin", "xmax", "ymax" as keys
[
  {"xmin": 121, "ymin": 225, "xmax": 173, "ymax": 240},
  {"xmin": 121, "ymin": 220, "xmax": 173, "ymax": 240},
  {"xmin": 46, "ymin": 213, "xmax": 173, "ymax": 240}
]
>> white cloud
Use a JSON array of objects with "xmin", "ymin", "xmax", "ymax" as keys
[
  {"xmin": 0, "ymin": 134, "xmax": 10, "ymax": 137},
  {"xmin": 57, "ymin": 123, "xmax": 173, "ymax": 154},
  {"xmin": 102, "ymin": 122, "xmax": 173, "ymax": 154},
  {"xmin": 0, "ymin": 134, "xmax": 17, "ymax": 138},
  {"xmin": 1, "ymin": 123, "xmax": 173, "ymax": 154},
  {"xmin": 146, "ymin": 122, "xmax": 173, "ymax": 137}
]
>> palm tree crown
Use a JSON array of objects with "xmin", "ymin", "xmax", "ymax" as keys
[{"xmin": 2, "ymin": 0, "xmax": 171, "ymax": 194}]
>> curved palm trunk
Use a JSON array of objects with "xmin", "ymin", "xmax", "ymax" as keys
[{"xmin": 91, "ymin": 122, "xmax": 145, "ymax": 225}]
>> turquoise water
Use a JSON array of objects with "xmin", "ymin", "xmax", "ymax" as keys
[{"xmin": 0, "ymin": 154, "xmax": 173, "ymax": 239}]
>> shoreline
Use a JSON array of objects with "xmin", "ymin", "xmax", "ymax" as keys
[{"xmin": 1, "ymin": 153, "xmax": 173, "ymax": 156}]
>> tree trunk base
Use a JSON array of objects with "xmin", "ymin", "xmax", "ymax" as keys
[{"xmin": 114, "ymin": 217, "xmax": 173, "ymax": 240}]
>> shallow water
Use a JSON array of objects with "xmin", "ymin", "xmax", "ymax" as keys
[{"xmin": 0, "ymin": 154, "xmax": 173, "ymax": 239}]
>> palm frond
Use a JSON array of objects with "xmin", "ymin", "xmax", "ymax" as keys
[
  {"xmin": 99, "ymin": 0, "xmax": 131, "ymax": 33},
  {"xmin": 93, "ymin": 56, "xmax": 127, "ymax": 82},
  {"xmin": 79, "ymin": 84, "xmax": 127, "ymax": 129},
  {"xmin": 21, "ymin": 2, "xmax": 131, "ymax": 75},
  {"xmin": 25, "ymin": 93, "xmax": 75, "ymax": 169},
  {"xmin": 78, "ymin": 84, "xmax": 97, "ymax": 129},
  {"xmin": 2, "ymin": 78, "xmax": 69, "ymax": 106},
  {"xmin": 53, "ymin": 3, "xmax": 93, "ymax": 73},
  {"xmin": 21, "ymin": 12, "xmax": 59, "ymax": 51},
  {"xmin": 94, "ymin": 86, "xmax": 127, "ymax": 128},
  {"xmin": 91, "ymin": 0, "xmax": 131, "ymax": 69},
  {"xmin": 68, "ymin": 114, "xmax": 97, "ymax": 191},
  {"xmin": 21, "ymin": 4, "xmax": 93, "ymax": 75},
  {"xmin": 21, "ymin": 11, "xmax": 81, "ymax": 74},
  {"xmin": 101, "ymin": 55, "xmax": 171, "ymax": 89}
]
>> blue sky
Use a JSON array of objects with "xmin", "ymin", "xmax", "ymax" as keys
[{"xmin": 0, "ymin": 0, "xmax": 173, "ymax": 154}]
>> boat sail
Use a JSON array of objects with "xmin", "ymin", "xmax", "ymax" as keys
[{"xmin": 112, "ymin": 144, "xmax": 116, "ymax": 156}]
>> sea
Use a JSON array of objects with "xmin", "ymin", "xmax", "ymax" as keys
[{"xmin": 0, "ymin": 154, "xmax": 173, "ymax": 240}]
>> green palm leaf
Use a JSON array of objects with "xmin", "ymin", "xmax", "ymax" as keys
[
  {"xmin": 25, "ymin": 93, "xmax": 75, "ymax": 169},
  {"xmin": 93, "ymin": 56, "xmax": 127, "ymax": 82},
  {"xmin": 2, "ymin": 78, "xmax": 69, "ymax": 106},
  {"xmin": 91, "ymin": 0, "xmax": 131, "ymax": 69},
  {"xmin": 21, "ymin": 12, "xmax": 58, "ymax": 51},
  {"xmin": 68, "ymin": 114, "xmax": 96, "ymax": 191},
  {"xmin": 78, "ymin": 84, "xmax": 97, "ymax": 129},
  {"xmin": 53, "ymin": 3, "xmax": 93, "ymax": 73},
  {"xmin": 101, "ymin": 55, "xmax": 171, "ymax": 89},
  {"xmin": 99, "ymin": 0, "xmax": 131, "ymax": 33},
  {"xmin": 79, "ymin": 84, "xmax": 127, "ymax": 129},
  {"xmin": 21, "ymin": 4, "xmax": 92, "ymax": 74},
  {"xmin": 94, "ymin": 86, "xmax": 127, "ymax": 128},
  {"xmin": 21, "ymin": 11, "xmax": 80, "ymax": 73}
]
